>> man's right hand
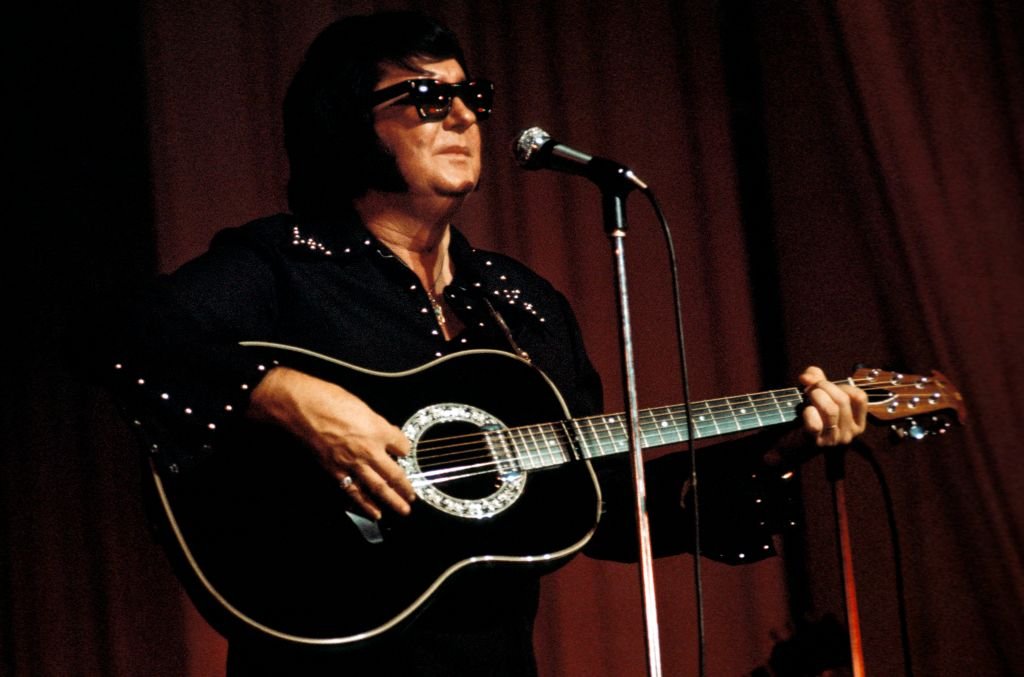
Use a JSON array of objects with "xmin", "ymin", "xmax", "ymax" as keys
[{"xmin": 247, "ymin": 366, "xmax": 416, "ymax": 520}]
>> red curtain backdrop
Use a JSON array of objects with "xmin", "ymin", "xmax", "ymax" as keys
[{"xmin": 4, "ymin": 1, "xmax": 1022, "ymax": 676}]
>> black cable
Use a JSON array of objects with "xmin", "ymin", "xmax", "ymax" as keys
[
  {"xmin": 850, "ymin": 439, "xmax": 914, "ymax": 677},
  {"xmin": 638, "ymin": 184, "xmax": 706, "ymax": 677}
]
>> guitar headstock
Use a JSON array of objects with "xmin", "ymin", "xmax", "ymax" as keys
[{"xmin": 852, "ymin": 367, "xmax": 966, "ymax": 440}]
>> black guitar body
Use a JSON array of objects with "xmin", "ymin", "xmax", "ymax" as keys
[{"xmin": 148, "ymin": 347, "xmax": 602, "ymax": 650}]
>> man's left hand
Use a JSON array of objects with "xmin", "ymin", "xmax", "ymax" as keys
[{"xmin": 799, "ymin": 366, "xmax": 868, "ymax": 446}]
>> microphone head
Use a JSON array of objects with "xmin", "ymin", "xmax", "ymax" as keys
[{"xmin": 512, "ymin": 127, "xmax": 552, "ymax": 168}]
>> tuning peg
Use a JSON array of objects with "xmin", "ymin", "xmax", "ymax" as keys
[
  {"xmin": 890, "ymin": 418, "xmax": 928, "ymax": 441},
  {"xmin": 890, "ymin": 414, "xmax": 955, "ymax": 441}
]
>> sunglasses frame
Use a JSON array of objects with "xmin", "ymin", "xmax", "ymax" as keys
[{"xmin": 370, "ymin": 78, "xmax": 494, "ymax": 121}]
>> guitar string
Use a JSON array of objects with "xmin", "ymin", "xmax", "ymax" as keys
[
  {"xmin": 407, "ymin": 377, "xmax": 876, "ymax": 456},
  {"xmin": 406, "ymin": 375, "xmax": 940, "ymax": 453},
  {"xmin": 409, "ymin": 394, "xmax": 802, "ymax": 467},
  {"xmin": 408, "ymin": 377, "xmax": 941, "ymax": 461},
  {"xmin": 403, "ymin": 380, "xmax": 951, "ymax": 485},
  {"xmin": 408, "ymin": 379, "xmax": 944, "ymax": 472}
]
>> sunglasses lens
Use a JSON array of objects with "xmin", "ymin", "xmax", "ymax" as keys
[
  {"xmin": 462, "ymin": 81, "xmax": 493, "ymax": 119},
  {"xmin": 422, "ymin": 97, "xmax": 452, "ymax": 120},
  {"xmin": 375, "ymin": 79, "xmax": 494, "ymax": 121}
]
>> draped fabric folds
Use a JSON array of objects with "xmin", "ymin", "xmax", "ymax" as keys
[{"xmin": 4, "ymin": 1, "xmax": 1022, "ymax": 675}]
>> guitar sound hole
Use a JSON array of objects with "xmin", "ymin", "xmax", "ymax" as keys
[{"xmin": 417, "ymin": 422, "xmax": 500, "ymax": 501}]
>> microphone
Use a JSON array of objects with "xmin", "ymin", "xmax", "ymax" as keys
[{"xmin": 512, "ymin": 126, "xmax": 648, "ymax": 191}]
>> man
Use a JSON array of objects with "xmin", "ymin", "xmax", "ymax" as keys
[{"xmin": 107, "ymin": 11, "xmax": 866, "ymax": 676}]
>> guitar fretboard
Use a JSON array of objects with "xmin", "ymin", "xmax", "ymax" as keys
[{"xmin": 503, "ymin": 388, "xmax": 805, "ymax": 470}]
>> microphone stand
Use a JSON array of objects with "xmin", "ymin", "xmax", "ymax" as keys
[{"xmin": 597, "ymin": 164, "xmax": 663, "ymax": 677}]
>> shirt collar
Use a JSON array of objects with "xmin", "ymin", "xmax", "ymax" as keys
[{"xmin": 286, "ymin": 213, "xmax": 549, "ymax": 326}]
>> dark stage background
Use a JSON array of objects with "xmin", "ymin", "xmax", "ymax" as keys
[{"xmin": 4, "ymin": 1, "xmax": 1023, "ymax": 675}]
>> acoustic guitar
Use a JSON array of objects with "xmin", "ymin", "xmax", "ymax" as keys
[{"xmin": 143, "ymin": 341, "xmax": 964, "ymax": 650}]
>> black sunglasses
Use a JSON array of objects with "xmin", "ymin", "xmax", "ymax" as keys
[{"xmin": 370, "ymin": 78, "xmax": 494, "ymax": 121}]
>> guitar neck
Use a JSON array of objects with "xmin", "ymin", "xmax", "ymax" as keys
[{"xmin": 508, "ymin": 387, "xmax": 805, "ymax": 470}]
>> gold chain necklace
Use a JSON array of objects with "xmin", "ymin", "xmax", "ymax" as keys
[{"xmin": 424, "ymin": 247, "xmax": 449, "ymax": 327}]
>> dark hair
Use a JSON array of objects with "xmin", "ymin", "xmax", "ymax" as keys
[{"xmin": 283, "ymin": 11, "xmax": 469, "ymax": 219}]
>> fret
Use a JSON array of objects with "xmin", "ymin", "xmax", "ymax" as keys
[
  {"xmin": 728, "ymin": 395, "xmax": 757, "ymax": 431},
  {"xmin": 665, "ymin": 406, "xmax": 689, "ymax": 444},
  {"xmin": 682, "ymin": 405, "xmax": 706, "ymax": 440},
  {"xmin": 707, "ymin": 397, "xmax": 738, "ymax": 434},
  {"xmin": 599, "ymin": 414, "xmax": 621, "ymax": 458},
  {"xmin": 583, "ymin": 416, "xmax": 605, "ymax": 459},
  {"xmin": 657, "ymin": 408, "xmax": 674, "ymax": 442},
  {"xmin": 672, "ymin": 405, "xmax": 700, "ymax": 441},
  {"xmin": 692, "ymin": 400, "xmax": 719, "ymax": 437},
  {"xmin": 762, "ymin": 390, "xmax": 789, "ymax": 426},
  {"xmin": 533, "ymin": 424, "xmax": 551, "ymax": 467},
  {"xmin": 775, "ymin": 388, "xmax": 803, "ymax": 423},
  {"xmin": 514, "ymin": 425, "xmax": 538, "ymax": 471},
  {"xmin": 536, "ymin": 423, "xmax": 559, "ymax": 467},
  {"xmin": 732, "ymin": 396, "xmax": 748, "ymax": 430},
  {"xmin": 528, "ymin": 424, "xmax": 548, "ymax": 468},
  {"xmin": 669, "ymin": 407, "xmax": 685, "ymax": 442},
  {"xmin": 578, "ymin": 415, "xmax": 617, "ymax": 460},
  {"xmin": 735, "ymin": 396, "xmax": 755, "ymax": 430},
  {"xmin": 522, "ymin": 387, "xmax": 807, "ymax": 467},
  {"xmin": 524, "ymin": 423, "xmax": 544, "ymax": 470},
  {"xmin": 490, "ymin": 427, "xmax": 514, "ymax": 473},
  {"xmin": 571, "ymin": 417, "xmax": 596, "ymax": 460},
  {"xmin": 751, "ymin": 392, "xmax": 781, "ymax": 426},
  {"xmin": 505, "ymin": 425, "xmax": 524, "ymax": 470},
  {"xmin": 593, "ymin": 413, "xmax": 606, "ymax": 456},
  {"xmin": 639, "ymin": 409, "xmax": 662, "ymax": 448},
  {"xmin": 660, "ymin": 407, "xmax": 681, "ymax": 443},
  {"xmin": 745, "ymin": 394, "xmax": 764, "ymax": 427},
  {"xmin": 641, "ymin": 408, "xmax": 669, "ymax": 448},
  {"xmin": 551, "ymin": 423, "xmax": 567, "ymax": 465},
  {"xmin": 539, "ymin": 423, "xmax": 569, "ymax": 467},
  {"xmin": 559, "ymin": 420, "xmax": 579, "ymax": 462},
  {"xmin": 657, "ymin": 408, "xmax": 672, "ymax": 444}
]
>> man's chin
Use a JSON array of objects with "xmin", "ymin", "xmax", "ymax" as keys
[{"xmin": 436, "ymin": 181, "xmax": 478, "ymax": 198}]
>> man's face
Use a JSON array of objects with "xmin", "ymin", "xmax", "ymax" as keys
[{"xmin": 371, "ymin": 58, "xmax": 483, "ymax": 200}]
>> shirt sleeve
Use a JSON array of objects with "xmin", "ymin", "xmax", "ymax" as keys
[
  {"xmin": 585, "ymin": 429, "xmax": 801, "ymax": 565},
  {"xmin": 99, "ymin": 227, "xmax": 282, "ymax": 471}
]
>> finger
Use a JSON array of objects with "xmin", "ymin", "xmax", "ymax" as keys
[
  {"xmin": 337, "ymin": 473, "xmax": 384, "ymax": 521},
  {"xmin": 802, "ymin": 403, "xmax": 825, "ymax": 435},
  {"xmin": 353, "ymin": 465, "xmax": 413, "ymax": 516},
  {"xmin": 806, "ymin": 385, "xmax": 842, "ymax": 430},
  {"xmin": 373, "ymin": 452, "xmax": 417, "ymax": 503},
  {"xmin": 812, "ymin": 380, "xmax": 863, "ymax": 443},
  {"xmin": 810, "ymin": 382, "xmax": 868, "ymax": 445},
  {"xmin": 804, "ymin": 385, "xmax": 845, "ymax": 446},
  {"xmin": 327, "ymin": 433, "xmax": 415, "ymax": 506},
  {"xmin": 798, "ymin": 366, "xmax": 826, "ymax": 389},
  {"xmin": 799, "ymin": 367, "xmax": 869, "ymax": 446},
  {"xmin": 385, "ymin": 425, "xmax": 413, "ymax": 457},
  {"xmin": 373, "ymin": 425, "xmax": 416, "ymax": 501},
  {"xmin": 840, "ymin": 383, "xmax": 869, "ymax": 432},
  {"xmin": 802, "ymin": 405, "xmax": 839, "ymax": 447}
]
